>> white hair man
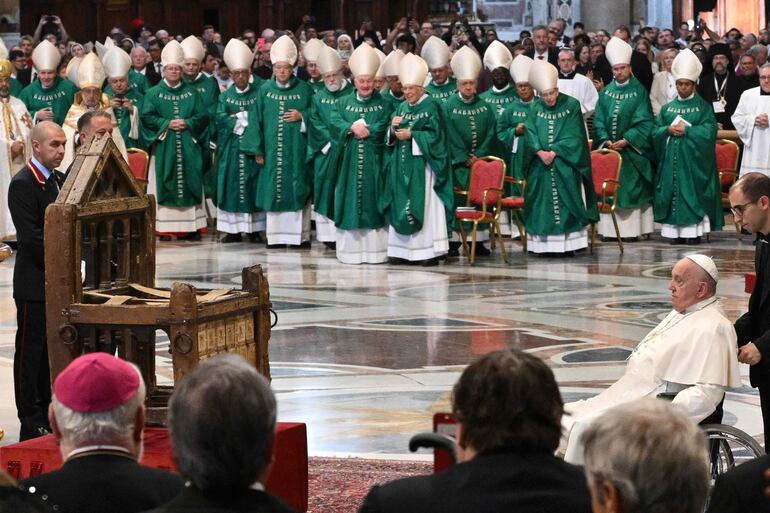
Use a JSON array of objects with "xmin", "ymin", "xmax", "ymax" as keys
[
  {"xmin": 582, "ymin": 399, "xmax": 709, "ymax": 513},
  {"xmin": 562, "ymin": 254, "xmax": 741, "ymax": 463},
  {"xmin": 21, "ymin": 353, "xmax": 183, "ymax": 513}
]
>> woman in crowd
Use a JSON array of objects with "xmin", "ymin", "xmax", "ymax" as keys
[{"xmin": 650, "ymin": 47, "xmax": 679, "ymax": 115}]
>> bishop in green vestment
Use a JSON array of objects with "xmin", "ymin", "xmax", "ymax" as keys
[
  {"xmin": 10, "ymin": 77, "xmax": 22, "ymax": 97},
  {"xmin": 328, "ymin": 44, "xmax": 394, "ymax": 264},
  {"xmin": 383, "ymin": 53, "xmax": 453, "ymax": 265},
  {"xmin": 19, "ymin": 41, "xmax": 77, "ymax": 127},
  {"xmin": 141, "ymin": 47, "xmax": 208, "ymax": 236},
  {"xmin": 497, "ymin": 77, "xmax": 538, "ymax": 199},
  {"xmin": 214, "ymin": 39, "xmax": 265, "ymax": 242},
  {"xmin": 102, "ymin": 47, "xmax": 145, "ymax": 150},
  {"xmin": 183, "ymin": 68, "xmax": 220, "ymax": 203},
  {"xmin": 523, "ymin": 58, "xmax": 598, "ymax": 254},
  {"xmin": 421, "ymin": 36, "xmax": 455, "ymax": 105},
  {"xmin": 652, "ymin": 52, "xmax": 722, "ymax": 244}
]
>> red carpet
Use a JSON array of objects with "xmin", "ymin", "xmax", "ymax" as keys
[{"xmin": 308, "ymin": 457, "xmax": 432, "ymax": 513}]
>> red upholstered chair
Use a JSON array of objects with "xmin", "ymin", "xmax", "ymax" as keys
[
  {"xmin": 126, "ymin": 147, "xmax": 150, "ymax": 192},
  {"xmin": 590, "ymin": 149, "xmax": 623, "ymax": 253},
  {"xmin": 454, "ymin": 156, "xmax": 508, "ymax": 264},
  {"xmin": 716, "ymin": 139, "xmax": 741, "ymax": 239},
  {"xmin": 500, "ymin": 177, "xmax": 527, "ymax": 251}
]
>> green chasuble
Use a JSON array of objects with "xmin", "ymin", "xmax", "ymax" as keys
[
  {"xmin": 107, "ymin": 88, "xmax": 145, "ymax": 150},
  {"xmin": 522, "ymin": 93, "xmax": 598, "ymax": 236},
  {"xmin": 480, "ymin": 84, "xmax": 518, "ymax": 160},
  {"xmin": 381, "ymin": 90, "xmax": 405, "ymax": 110},
  {"xmin": 307, "ymin": 81, "xmax": 354, "ymax": 218},
  {"xmin": 652, "ymin": 93, "xmax": 722, "ymax": 230},
  {"xmin": 383, "ymin": 95, "xmax": 454, "ymax": 235},
  {"xmin": 140, "ymin": 80, "xmax": 207, "ymax": 207},
  {"xmin": 214, "ymin": 83, "xmax": 261, "ymax": 213},
  {"xmin": 19, "ymin": 76, "xmax": 78, "ymax": 126},
  {"xmin": 307, "ymin": 79, "xmax": 325, "ymax": 94},
  {"xmin": 593, "ymin": 76, "xmax": 656, "ymax": 209},
  {"xmin": 250, "ymin": 76, "xmax": 314, "ymax": 212},
  {"xmin": 330, "ymin": 91, "xmax": 393, "ymax": 230},
  {"xmin": 444, "ymin": 92, "xmax": 497, "ymax": 201},
  {"xmin": 105, "ymin": 69, "xmax": 149, "ymax": 97},
  {"xmin": 425, "ymin": 77, "xmax": 457, "ymax": 104},
  {"xmin": 497, "ymin": 97, "xmax": 539, "ymax": 195},
  {"xmin": 10, "ymin": 77, "xmax": 23, "ymax": 97},
  {"xmin": 185, "ymin": 73, "xmax": 221, "ymax": 199}
]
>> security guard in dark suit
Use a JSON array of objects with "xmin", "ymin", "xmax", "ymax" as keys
[
  {"xmin": 8, "ymin": 121, "xmax": 66, "ymax": 441},
  {"xmin": 730, "ymin": 173, "xmax": 770, "ymax": 452}
]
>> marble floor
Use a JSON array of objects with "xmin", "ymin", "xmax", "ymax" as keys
[{"xmin": 0, "ymin": 228, "xmax": 763, "ymax": 459}]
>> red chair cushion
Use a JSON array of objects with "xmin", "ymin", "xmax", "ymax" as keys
[
  {"xmin": 469, "ymin": 160, "xmax": 505, "ymax": 206},
  {"xmin": 591, "ymin": 151, "xmax": 620, "ymax": 195},
  {"xmin": 716, "ymin": 143, "xmax": 739, "ymax": 176},
  {"xmin": 500, "ymin": 196, "xmax": 524, "ymax": 209},
  {"xmin": 455, "ymin": 210, "xmax": 494, "ymax": 221},
  {"xmin": 127, "ymin": 151, "xmax": 148, "ymax": 182}
]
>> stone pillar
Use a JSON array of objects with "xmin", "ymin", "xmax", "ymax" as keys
[
  {"xmin": 646, "ymin": 0, "xmax": 673, "ymax": 30},
  {"xmin": 0, "ymin": 0, "xmax": 20, "ymax": 48},
  {"xmin": 581, "ymin": 0, "xmax": 632, "ymax": 32}
]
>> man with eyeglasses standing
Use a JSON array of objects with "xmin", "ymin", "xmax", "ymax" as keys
[
  {"xmin": 730, "ymin": 172, "xmax": 770, "ymax": 452},
  {"xmin": 732, "ymin": 64, "xmax": 770, "ymax": 177}
]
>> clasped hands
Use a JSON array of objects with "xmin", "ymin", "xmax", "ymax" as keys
[
  {"xmin": 391, "ymin": 115, "xmax": 411, "ymax": 141},
  {"xmin": 668, "ymin": 122, "xmax": 686, "ymax": 137},
  {"xmin": 606, "ymin": 139, "xmax": 628, "ymax": 151},
  {"xmin": 738, "ymin": 342, "xmax": 763, "ymax": 366},
  {"xmin": 755, "ymin": 113, "xmax": 769, "ymax": 128},
  {"xmin": 537, "ymin": 150, "xmax": 556, "ymax": 166},
  {"xmin": 350, "ymin": 122, "xmax": 370, "ymax": 140},
  {"xmin": 168, "ymin": 119, "xmax": 187, "ymax": 131}
]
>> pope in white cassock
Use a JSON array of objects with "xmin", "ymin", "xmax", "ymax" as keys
[
  {"xmin": 732, "ymin": 64, "xmax": 770, "ymax": 177},
  {"xmin": 0, "ymin": 58, "xmax": 32, "ymax": 241},
  {"xmin": 561, "ymin": 254, "xmax": 741, "ymax": 464}
]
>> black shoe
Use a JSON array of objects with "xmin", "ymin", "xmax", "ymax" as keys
[
  {"xmin": 158, "ymin": 235, "xmax": 172, "ymax": 242},
  {"xmin": 474, "ymin": 243, "xmax": 491, "ymax": 256},
  {"xmin": 448, "ymin": 241, "xmax": 461, "ymax": 257},
  {"xmin": 421, "ymin": 257, "xmax": 440, "ymax": 267},
  {"xmin": 669, "ymin": 237, "xmax": 685, "ymax": 245},
  {"xmin": 620, "ymin": 236, "xmax": 639, "ymax": 243},
  {"xmin": 220, "ymin": 233, "xmax": 242, "ymax": 243},
  {"xmin": 297, "ymin": 241, "xmax": 312, "ymax": 249},
  {"xmin": 685, "ymin": 236, "xmax": 701, "ymax": 245},
  {"xmin": 5, "ymin": 240, "xmax": 17, "ymax": 250},
  {"xmin": 249, "ymin": 232, "xmax": 265, "ymax": 243},
  {"xmin": 323, "ymin": 241, "xmax": 336, "ymax": 250},
  {"xmin": 388, "ymin": 257, "xmax": 409, "ymax": 265},
  {"xmin": 19, "ymin": 425, "xmax": 51, "ymax": 442},
  {"xmin": 266, "ymin": 243, "xmax": 287, "ymax": 249},
  {"xmin": 178, "ymin": 232, "xmax": 202, "ymax": 241}
]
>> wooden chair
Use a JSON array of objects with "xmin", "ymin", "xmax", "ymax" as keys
[
  {"xmin": 126, "ymin": 147, "xmax": 150, "ymax": 192},
  {"xmin": 499, "ymin": 177, "xmax": 527, "ymax": 251},
  {"xmin": 454, "ymin": 156, "xmax": 508, "ymax": 265},
  {"xmin": 590, "ymin": 149, "xmax": 623, "ymax": 253},
  {"xmin": 716, "ymin": 138, "xmax": 741, "ymax": 239}
]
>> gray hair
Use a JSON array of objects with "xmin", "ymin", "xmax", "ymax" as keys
[
  {"xmin": 762, "ymin": 62, "xmax": 770, "ymax": 71},
  {"xmin": 130, "ymin": 46, "xmax": 146, "ymax": 57},
  {"xmin": 747, "ymin": 44, "xmax": 767, "ymax": 58},
  {"xmin": 169, "ymin": 353, "xmax": 276, "ymax": 490},
  {"xmin": 582, "ymin": 399, "xmax": 709, "ymax": 513},
  {"xmin": 52, "ymin": 364, "xmax": 146, "ymax": 448}
]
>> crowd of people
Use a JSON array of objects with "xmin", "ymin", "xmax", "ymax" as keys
[{"xmin": 0, "ymin": 14, "xmax": 769, "ymax": 265}]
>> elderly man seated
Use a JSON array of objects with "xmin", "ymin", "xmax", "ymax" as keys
[
  {"xmin": 562, "ymin": 254, "xmax": 741, "ymax": 463},
  {"xmin": 22, "ymin": 353, "xmax": 184, "ymax": 513}
]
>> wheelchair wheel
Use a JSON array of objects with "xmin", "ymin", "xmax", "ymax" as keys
[{"xmin": 702, "ymin": 424, "xmax": 764, "ymax": 480}]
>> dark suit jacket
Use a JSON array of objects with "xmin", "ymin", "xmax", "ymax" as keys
[
  {"xmin": 142, "ymin": 485, "xmax": 297, "ymax": 513},
  {"xmin": 358, "ymin": 449, "xmax": 592, "ymax": 513},
  {"xmin": 706, "ymin": 454, "xmax": 770, "ymax": 513},
  {"xmin": 23, "ymin": 453, "xmax": 184, "ymax": 513},
  {"xmin": 17, "ymin": 67, "xmax": 32, "ymax": 87},
  {"xmin": 697, "ymin": 72, "xmax": 747, "ymax": 129},
  {"xmin": 735, "ymin": 235, "xmax": 770, "ymax": 387},
  {"xmin": 8, "ymin": 163, "xmax": 63, "ymax": 302},
  {"xmin": 145, "ymin": 62, "xmax": 162, "ymax": 86},
  {"xmin": 525, "ymin": 48, "xmax": 559, "ymax": 67}
]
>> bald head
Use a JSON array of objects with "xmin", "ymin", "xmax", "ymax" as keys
[{"xmin": 31, "ymin": 121, "xmax": 67, "ymax": 170}]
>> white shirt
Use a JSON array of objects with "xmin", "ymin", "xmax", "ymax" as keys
[
  {"xmin": 732, "ymin": 86, "xmax": 770, "ymax": 176},
  {"xmin": 557, "ymin": 73, "xmax": 598, "ymax": 117}
]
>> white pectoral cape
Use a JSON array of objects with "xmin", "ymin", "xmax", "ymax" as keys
[
  {"xmin": 732, "ymin": 87, "xmax": 770, "ymax": 177},
  {"xmin": 0, "ymin": 96, "xmax": 33, "ymax": 239}
]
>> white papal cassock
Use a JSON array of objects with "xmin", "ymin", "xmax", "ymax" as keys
[
  {"xmin": 561, "ymin": 297, "xmax": 741, "ymax": 464},
  {"xmin": 732, "ymin": 87, "xmax": 770, "ymax": 177},
  {"xmin": 0, "ymin": 96, "xmax": 32, "ymax": 239}
]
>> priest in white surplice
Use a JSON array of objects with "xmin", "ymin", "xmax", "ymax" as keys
[
  {"xmin": 732, "ymin": 64, "xmax": 770, "ymax": 177},
  {"xmin": 556, "ymin": 48, "xmax": 598, "ymax": 120},
  {"xmin": 0, "ymin": 58, "xmax": 32, "ymax": 241},
  {"xmin": 561, "ymin": 254, "xmax": 741, "ymax": 464}
]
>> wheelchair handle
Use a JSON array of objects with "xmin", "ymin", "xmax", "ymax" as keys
[{"xmin": 408, "ymin": 432, "xmax": 458, "ymax": 464}]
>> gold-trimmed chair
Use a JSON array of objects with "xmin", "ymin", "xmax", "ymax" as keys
[
  {"xmin": 716, "ymin": 138, "xmax": 741, "ymax": 239},
  {"xmin": 589, "ymin": 148, "xmax": 623, "ymax": 253},
  {"xmin": 126, "ymin": 147, "xmax": 150, "ymax": 193},
  {"xmin": 499, "ymin": 177, "xmax": 527, "ymax": 251}
]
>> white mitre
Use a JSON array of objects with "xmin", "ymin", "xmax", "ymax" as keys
[
  {"xmin": 381, "ymin": 49, "xmax": 405, "ymax": 78},
  {"xmin": 349, "ymin": 44, "xmax": 380, "ymax": 78},
  {"xmin": 317, "ymin": 45, "xmax": 342, "ymax": 75},
  {"xmin": 0, "ymin": 38, "xmax": 7, "ymax": 59},
  {"xmin": 161, "ymin": 40, "xmax": 185, "ymax": 67},
  {"xmin": 181, "ymin": 35, "xmax": 206, "ymax": 63},
  {"xmin": 671, "ymin": 48, "xmax": 702, "ymax": 82},
  {"xmin": 302, "ymin": 38, "xmax": 325, "ymax": 64},
  {"xmin": 271, "ymin": 35, "xmax": 298, "ymax": 66},
  {"xmin": 66, "ymin": 56, "xmax": 82, "ymax": 87},
  {"xmin": 374, "ymin": 48, "xmax": 386, "ymax": 78},
  {"xmin": 102, "ymin": 47, "xmax": 132, "ymax": 79},
  {"xmin": 605, "ymin": 37, "xmax": 632, "ymax": 67},
  {"xmin": 77, "ymin": 52, "xmax": 107, "ymax": 89},
  {"xmin": 420, "ymin": 36, "xmax": 450, "ymax": 70},
  {"xmin": 223, "ymin": 39, "xmax": 253, "ymax": 72},
  {"xmin": 510, "ymin": 54, "xmax": 533, "ymax": 84},
  {"xmin": 483, "ymin": 40, "xmax": 513, "ymax": 71},
  {"xmin": 529, "ymin": 58, "xmax": 559, "ymax": 93},
  {"xmin": 398, "ymin": 53, "xmax": 428, "ymax": 87},
  {"xmin": 450, "ymin": 46, "xmax": 481, "ymax": 82},
  {"xmin": 32, "ymin": 40, "xmax": 61, "ymax": 72}
]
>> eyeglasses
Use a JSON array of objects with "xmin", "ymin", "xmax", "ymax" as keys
[{"xmin": 731, "ymin": 200, "xmax": 757, "ymax": 216}]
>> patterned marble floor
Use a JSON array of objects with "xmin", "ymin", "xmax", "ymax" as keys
[{"xmin": 0, "ymin": 228, "xmax": 763, "ymax": 458}]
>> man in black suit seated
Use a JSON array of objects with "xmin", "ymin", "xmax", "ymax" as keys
[
  {"xmin": 144, "ymin": 354, "xmax": 296, "ymax": 513},
  {"xmin": 582, "ymin": 399, "xmax": 709, "ymax": 513},
  {"xmin": 8, "ymin": 121, "xmax": 66, "ymax": 441},
  {"xmin": 358, "ymin": 349, "xmax": 593, "ymax": 513},
  {"xmin": 22, "ymin": 353, "xmax": 184, "ymax": 513},
  {"xmin": 525, "ymin": 25, "xmax": 559, "ymax": 66},
  {"xmin": 731, "ymin": 173, "xmax": 770, "ymax": 452}
]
